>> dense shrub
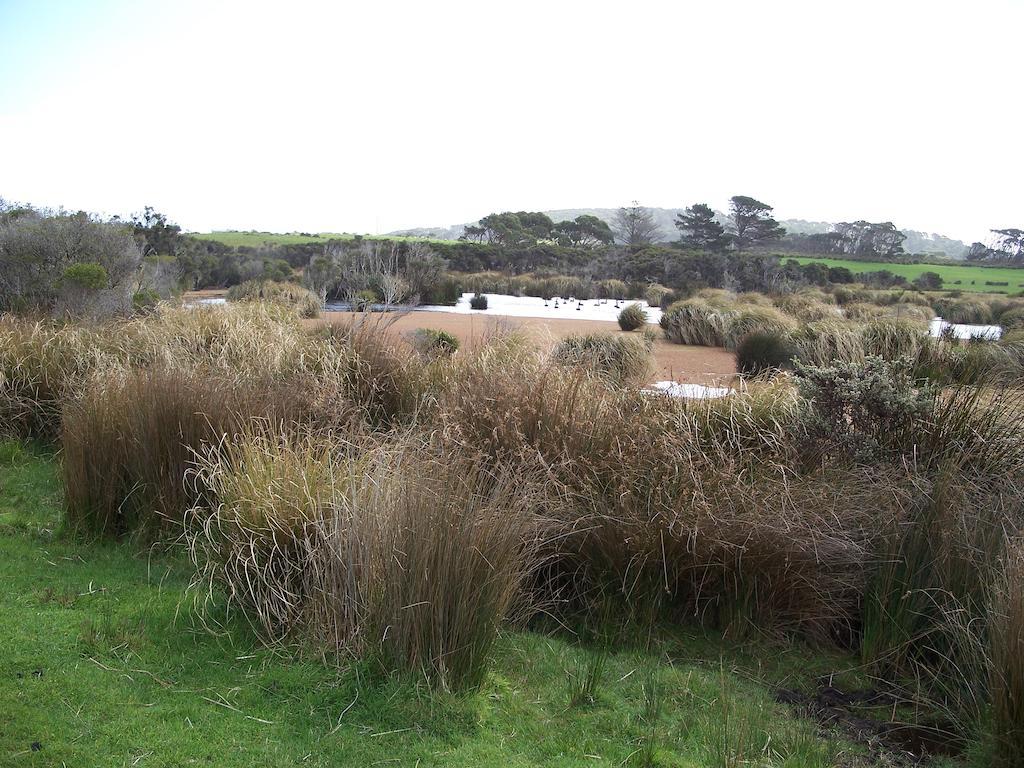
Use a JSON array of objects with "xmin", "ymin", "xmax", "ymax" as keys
[
  {"xmin": 617, "ymin": 303, "xmax": 647, "ymax": 331},
  {"xmin": 735, "ymin": 331, "xmax": 796, "ymax": 376},
  {"xmin": 794, "ymin": 356, "xmax": 933, "ymax": 464},
  {"xmin": 0, "ymin": 209, "xmax": 140, "ymax": 315},
  {"xmin": 61, "ymin": 263, "xmax": 108, "ymax": 290},
  {"xmin": 352, "ymin": 289, "xmax": 377, "ymax": 311},
  {"xmin": 470, "ymin": 293, "xmax": 488, "ymax": 310},
  {"xmin": 552, "ymin": 332, "xmax": 652, "ymax": 386}
]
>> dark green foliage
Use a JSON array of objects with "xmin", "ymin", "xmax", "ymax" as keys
[
  {"xmin": 617, "ymin": 303, "xmax": 647, "ymax": 331},
  {"xmin": 461, "ymin": 211, "xmax": 555, "ymax": 246},
  {"xmin": 469, "ymin": 293, "xmax": 488, "ymax": 310},
  {"xmin": 61, "ymin": 263, "xmax": 108, "ymax": 289},
  {"xmin": 131, "ymin": 289, "xmax": 160, "ymax": 312},
  {"xmin": 913, "ymin": 271, "xmax": 944, "ymax": 290},
  {"xmin": 728, "ymin": 196, "xmax": 785, "ymax": 251},
  {"xmin": 674, "ymin": 203, "xmax": 729, "ymax": 252},
  {"xmin": 553, "ymin": 215, "xmax": 614, "ymax": 248},
  {"xmin": 735, "ymin": 331, "xmax": 796, "ymax": 375}
]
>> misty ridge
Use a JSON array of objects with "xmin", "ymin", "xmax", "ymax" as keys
[{"xmin": 391, "ymin": 207, "xmax": 971, "ymax": 258}]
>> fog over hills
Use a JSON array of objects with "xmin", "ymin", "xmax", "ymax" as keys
[{"xmin": 391, "ymin": 208, "xmax": 970, "ymax": 258}]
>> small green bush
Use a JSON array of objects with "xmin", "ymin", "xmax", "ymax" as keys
[
  {"xmin": 470, "ymin": 293, "xmax": 488, "ymax": 310},
  {"xmin": 353, "ymin": 289, "xmax": 377, "ymax": 311},
  {"xmin": 0, "ymin": 439, "xmax": 25, "ymax": 464},
  {"xmin": 735, "ymin": 331, "xmax": 796, "ymax": 376},
  {"xmin": 617, "ymin": 303, "xmax": 647, "ymax": 331},
  {"xmin": 132, "ymin": 289, "xmax": 160, "ymax": 312},
  {"xmin": 410, "ymin": 328, "xmax": 460, "ymax": 358},
  {"xmin": 61, "ymin": 263, "xmax": 108, "ymax": 290}
]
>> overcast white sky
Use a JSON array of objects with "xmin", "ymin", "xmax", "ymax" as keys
[{"xmin": 1, "ymin": 0, "xmax": 1021, "ymax": 241}]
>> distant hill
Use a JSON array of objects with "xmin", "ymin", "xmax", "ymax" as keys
[{"xmin": 390, "ymin": 208, "xmax": 970, "ymax": 258}]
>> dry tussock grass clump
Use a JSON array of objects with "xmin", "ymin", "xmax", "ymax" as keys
[
  {"xmin": 773, "ymin": 293, "xmax": 837, "ymax": 322},
  {"xmin": 61, "ymin": 366, "xmax": 340, "ymax": 538},
  {"xmin": 988, "ymin": 539, "xmax": 1024, "ymax": 766},
  {"xmin": 124, "ymin": 303, "xmax": 325, "ymax": 380},
  {"xmin": 1, "ymin": 304, "xmax": 353, "ymax": 440},
  {"xmin": 723, "ymin": 306, "xmax": 798, "ymax": 350},
  {"xmin": 0, "ymin": 316, "xmax": 132, "ymax": 439},
  {"xmin": 226, "ymin": 280, "xmax": 321, "ymax": 318},
  {"xmin": 788, "ymin": 320, "xmax": 865, "ymax": 366},
  {"xmin": 660, "ymin": 299, "xmax": 731, "ymax": 347},
  {"xmin": 186, "ymin": 428, "xmax": 550, "ymax": 689},
  {"xmin": 552, "ymin": 331, "xmax": 653, "ymax": 386},
  {"xmin": 860, "ymin": 319, "xmax": 928, "ymax": 361},
  {"xmin": 842, "ymin": 301, "xmax": 888, "ymax": 322},
  {"xmin": 440, "ymin": 351, "xmax": 899, "ymax": 638},
  {"xmin": 315, "ymin": 318, "xmax": 440, "ymax": 426}
]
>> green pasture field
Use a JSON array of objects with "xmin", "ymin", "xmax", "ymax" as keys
[{"xmin": 788, "ymin": 256, "xmax": 1024, "ymax": 295}]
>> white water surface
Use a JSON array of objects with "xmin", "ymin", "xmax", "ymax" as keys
[
  {"xmin": 416, "ymin": 293, "xmax": 663, "ymax": 324},
  {"xmin": 928, "ymin": 317, "xmax": 1002, "ymax": 340},
  {"xmin": 648, "ymin": 381, "xmax": 732, "ymax": 399}
]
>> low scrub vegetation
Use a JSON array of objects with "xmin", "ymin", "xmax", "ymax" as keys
[{"xmin": 3, "ymin": 301, "xmax": 1024, "ymax": 763}]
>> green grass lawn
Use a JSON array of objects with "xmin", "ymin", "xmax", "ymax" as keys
[
  {"xmin": 189, "ymin": 231, "xmax": 447, "ymax": 248},
  {"xmin": 788, "ymin": 256, "xmax": 1024, "ymax": 295},
  {"xmin": 1, "ymin": 446, "xmax": 949, "ymax": 766}
]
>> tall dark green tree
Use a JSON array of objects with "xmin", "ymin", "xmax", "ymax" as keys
[
  {"xmin": 674, "ymin": 203, "xmax": 729, "ymax": 251},
  {"xmin": 552, "ymin": 215, "xmax": 614, "ymax": 248},
  {"xmin": 728, "ymin": 196, "xmax": 785, "ymax": 251},
  {"xmin": 130, "ymin": 207, "xmax": 183, "ymax": 256},
  {"xmin": 460, "ymin": 212, "xmax": 554, "ymax": 246}
]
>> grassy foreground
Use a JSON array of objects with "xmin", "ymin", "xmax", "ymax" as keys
[
  {"xmin": 0, "ymin": 447, "xmax": 864, "ymax": 767},
  {"xmin": 790, "ymin": 257, "xmax": 1024, "ymax": 294}
]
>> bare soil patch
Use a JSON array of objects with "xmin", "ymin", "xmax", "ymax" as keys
[{"xmin": 313, "ymin": 310, "xmax": 738, "ymax": 386}]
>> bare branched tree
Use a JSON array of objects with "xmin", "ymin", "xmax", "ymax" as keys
[{"xmin": 613, "ymin": 202, "xmax": 660, "ymax": 248}]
